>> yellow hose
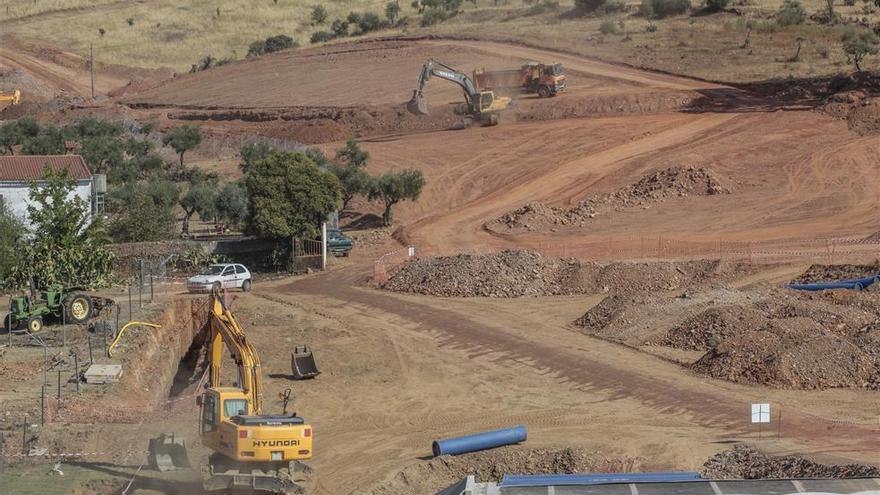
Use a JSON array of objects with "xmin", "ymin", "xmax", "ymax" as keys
[{"xmin": 108, "ymin": 321, "xmax": 161, "ymax": 357}]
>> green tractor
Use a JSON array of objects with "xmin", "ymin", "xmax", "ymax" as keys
[{"xmin": 4, "ymin": 285, "xmax": 95, "ymax": 333}]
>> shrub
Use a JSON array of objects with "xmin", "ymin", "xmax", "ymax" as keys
[
  {"xmin": 356, "ymin": 12, "xmax": 383, "ymax": 33},
  {"xmin": 815, "ymin": 42, "xmax": 829, "ymax": 58},
  {"xmin": 310, "ymin": 30, "xmax": 335, "ymax": 43},
  {"xmin": 421, "ymin": 7, "xmax": 450, "ymax": 25},
  {"xmin": 645, "ymin": 0, "xmax": 690, "ymax": 17},
  {"xmin": 598, "ymin": 0, "xmax": 627, "ymax": 12},
  {"xmin": 190, "ymin": 55, "xmax": 233, "ymax": 73},
  {"xmin": 842, "ymin": 26, "xmax": 879, "ymax": 71},
  {"xmin": 126, "ymin": 17, "xmax": 134, "ymax": 26},
  {"xmin": 386, "ymin": 1, "xmax": 401, "ymax": 23},
  {"xmin": 527, "ymin": 0, "xmax": 560, "ymax": 14},
  {"xmin": 331, "ymin": 19, "xmax": 350, "ymax": 36},
  {"xmin": 311, "ymin": 5, "xmax": 328, "ymax": 24},
  {"xmin": 599, "ymin": 19, "xmax": 621, "ymax": 34},
  {"xmin": 247, "ymin": 34, "xmax": 297, "ymax": 57},
  {"xmin": 703, "ymin": 0, "xmax": 729, "ymax": 12},
  {"xmin": 646, "ymin": 21, "xmax": 658, "ymax": 31},
  {"xmin": 574, "ymin": 0, "xmax": 607, "ymax": 12},
  {"xmin": 776, "ymin": 0, "xmax": 806, "ymax": 26}
]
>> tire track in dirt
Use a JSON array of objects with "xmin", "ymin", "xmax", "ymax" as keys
[{"xmin": 404, "ymin": 112, "xmax": 738, "ymax": 252}]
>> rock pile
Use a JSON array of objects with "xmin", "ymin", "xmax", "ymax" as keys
[
  {"xmin": 370, "ymin": 447, "xmax": 642, "ymax": 495},
  {"xmin": 792, "ymin": 261, "xmax": 880, "ymax": 284},
  {"xmin": 488, "ymin": 167, "xmax": 730, "ymax": 232},
  {"xmin": 384, "ymin": 252, "xmax": 724, "ymax": 298},
  {"xmin": 703, "ymin": 444, "xmax": 880, "ymax": 479}
]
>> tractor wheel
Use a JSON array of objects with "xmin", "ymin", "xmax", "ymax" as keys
[
  {"xmin": 27, "ymin": 316, "xmax": 43, "ymax": 333},
  {"xmin": 63, "ymin": 292, "xmax": 93, "ymax": 324},
  {"xmin": 537, "ymin": 85, "xmax": 551, "ymax": 98},
  {"xmin": 3, "ymin": 314, "xmax": 17, "ymax": 332}
]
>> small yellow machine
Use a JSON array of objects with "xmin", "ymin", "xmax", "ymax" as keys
[{"xmin": 0, "ymin": 89, "xmax": 21, "ymax": 106}]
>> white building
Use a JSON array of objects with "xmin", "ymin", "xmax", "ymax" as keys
[{"xmin": 0, "ymin": 155, "xmax": 96, "ymax": 227}]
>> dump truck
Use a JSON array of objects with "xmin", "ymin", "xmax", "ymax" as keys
[{"xmin": 473, "ymin": 62, "xmax": 566, "ymax": 97}]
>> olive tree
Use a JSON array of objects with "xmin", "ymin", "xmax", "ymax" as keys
[{"xmin": 368, "ymin": 169, "xmax": 426, "ymax": 226}]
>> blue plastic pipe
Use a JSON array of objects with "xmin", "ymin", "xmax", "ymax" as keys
[
  {"xmin": 500, "ymin": 471, "xmax": 702, "ymax": 487},
  {"xmin": 786, "ymin": 275, "xmax": 879, "ymax": 292},
  {"xmin": 432, "ymin": 425, "xmax": 527, "ymax": 456}
]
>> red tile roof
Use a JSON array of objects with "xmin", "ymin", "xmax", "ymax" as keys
[{"xmin": 0, "ymin": 155, "xmax": 92, "ymax": 181}]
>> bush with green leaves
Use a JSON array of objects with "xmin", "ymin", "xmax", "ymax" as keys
[
  {"xmin": 215, "ymin": 181, "xmax": 249, "ymax": 227},
  {"xmin": 0, "ymin": 199, "xmax": 24, "ymax": 288},
  {"xmin": 179, "ymin": 168, "xmax": 219, "ymax": 235},
  {"xmin": 421, "ymin": 7, "xmax": 450, "ymax": 25},
  {"xmin": 189, "ymin": 55, "xmax": 233, "ymax": 73},
  {"xmin": 776, "ymin": 0, "xmax": 806, "ymax": 26},
  {"xmin": 331, "ymin": 140, "xmax": 372, "ymax": 211},
  {"xmin": 311, "ymin": 5, "xmax": 328, "ymax": 24},
  {"xmin": 331, "ymin": 19, "xmax": 350, "ymax": 36},
  {"xmin": 842, "ymin": 26, "xmax": 880, "ymax": 71},
  {"xmin": 527, "ymin": 0, "xmax": 560, "ymax": 14},
  {"xmin": 599, "ymin": 19, "xmax": 621, "ymax": 34},
  {"xmin": 8, "ymin": 167, "xmax": 113, "ymax": 289},
  {"xmin": 386, "ymin": 1, "xmax": 401, "ymax": 22},
  {"xmin": 310, "ymin": 30, "xmax": 335, "ymax": 43},
  {"xmin": 703, "ymin": 0, "xmax": 729, "ymax": 12},
  {"xmin": 107, "ymin": 177, "xmax": 179, "ymax": 242},
  {"xmin": 247, "ymin": 34, "xmax": 298, "ymax": 57},
  {"xmin": 245, "ymin": 150, "xmax": 342, "ymax": 241},
  {"xmin": 641, "ymin": 0, "xmax": 690, "ymax": 17}
]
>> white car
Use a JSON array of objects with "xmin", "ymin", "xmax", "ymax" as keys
[{"xmin": 187, "ymin": 263, "xmax": 252, "ymax": 293}]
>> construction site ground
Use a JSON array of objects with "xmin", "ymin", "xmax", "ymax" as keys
[{"xmin": 3, "ymin": 34, "xmax": 880, "ymax": 495}]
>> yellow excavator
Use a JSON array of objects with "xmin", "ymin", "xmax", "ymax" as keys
[
  {"xmin": 0, "ymin": 89, "xmax": 21, "ymax": 106},
  {"xmin": 150, "ymin": 289, "xmax": 313, "ymax": 494},
  {"xmin": 407, "ymin": 59, "xmax": 510, "ymax": 127}
]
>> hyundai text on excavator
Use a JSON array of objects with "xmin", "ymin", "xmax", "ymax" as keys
[
  {"xmin": 407, "ymin": 59, "xmax": 511, "ymax": 127},
  {"xmin": 149, "ymin": 289, "xmax": 313, "ymax": 494}
]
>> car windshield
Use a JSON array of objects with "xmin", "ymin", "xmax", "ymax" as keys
[{"xmin": 199, "ymin": 265, "xmax": 225, "ymax": 276}]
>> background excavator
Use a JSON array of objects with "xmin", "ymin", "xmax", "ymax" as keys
[
  {"xmin": 407, "ymin": 59, "xmax": 510, "ymax": 127},
  {"xmin": 149, "ymin": 289, "xmax": 313, "ymax": 494}
]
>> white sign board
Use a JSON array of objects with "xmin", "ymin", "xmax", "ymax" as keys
[{"xmin": 751, "ymin": 403, "xmax": 770, "ymax": 423}]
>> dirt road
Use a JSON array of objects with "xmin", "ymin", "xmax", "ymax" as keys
[{"xmin": 267, "ymin": 267, "xmax": 879, "ymax": 494}]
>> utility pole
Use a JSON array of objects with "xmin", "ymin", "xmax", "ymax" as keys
[{"xmin": 89, "ymin": 43, "xmax": 95, "ymax": 99}]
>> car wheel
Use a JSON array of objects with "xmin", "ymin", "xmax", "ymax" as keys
[{"xmin": 242, "ymin": 280, "xmax": 252, "ymax": 292}]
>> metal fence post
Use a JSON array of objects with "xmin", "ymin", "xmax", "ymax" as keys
[
  {"xmin": 139, "ymin": 282, "xmax": 143, "ymax": 310},
  {"xmin": 88, "ymin": 335, "xmax": 94, "ymax": 364},
  {"xmin": 150, "ymin": 275, "xmax": 154, "ymax": 303},
  {"xmin": 128, "ymin": 285, "xmax": 132, "ymax": 320},
  {"xmin": 40, "ymin": 386, "xmax": 45, "ymax": 426},
  {"xmin": 21, "ymin": 417, "xmax": 27, "ymax": 454},
  {"xmin": 42, "ymin": 346, "xmax": 48, "ymax": 387},
  {"xmin": 57, "ymin": 370, "xmax": 61, "ymax": 400},
  {"xmin": 74, "ymin": 353, "xmax": 80, "ymax": 394}
]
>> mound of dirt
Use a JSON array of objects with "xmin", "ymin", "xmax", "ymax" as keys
[
  {"xmin": 382, "ymin": 250, "xmax": 586, "ymax": 297},
  {"xmin": 792, "ymin": 261, "xmax": 880, "ymax": 284},
  {"xmin": 702, "ymin": 444, "xmax": 880, "ymax": 479},
  {"xmin": 487, "ymin": 167, "xmax": 729, "ymax": 233},
  {"xmin": 656, "ymin": 306, "xmax": 768, "ymax": 351},
  {"xmin": 385, "ymin": 253, "xmax": 723, "ymax": 298},
  {"xmin": 369, "ymin": 447, "xmax": 643, "ymax": 495}
]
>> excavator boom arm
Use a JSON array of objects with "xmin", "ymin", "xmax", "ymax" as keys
[
  {"xmin": 407, "ymin": 59, "xmax": 479, "ymax": 116},
  {"xmin": 208, "ymin": 289, "xmax": 264, "ymax": 414}
]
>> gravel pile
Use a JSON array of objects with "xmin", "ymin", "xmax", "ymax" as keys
[
  {"xmin": 384, "ymin": 252, "xmax": 723, "ymax": 298},
  {"xmin": 703, "ymin": 444, "xmax": 880, "ymax": 479},
  {"xmin": 488, "ymin": 167, "xmax": 729, "ymax": 233},
  {"xmin": 369, "ymin": 447, "xmax": 642, "ymax": 495},
  {"xmin": 792, "ymin": 261, "xmax": 880, "ymax": 284},
  {"xmin": 658, "ymin": 290, "xmax": 880, "ymax": 389},
  {"xmin": 383, "ymin": 250, "xmax": 587, "ymax": 297}
]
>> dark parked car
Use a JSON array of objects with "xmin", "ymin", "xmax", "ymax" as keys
[{"xmin": 327, "ymin": 229, "xmax": 353, "ymax": 256}]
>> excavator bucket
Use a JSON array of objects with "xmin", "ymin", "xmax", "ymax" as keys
[
  {"xmin": 148, "ymin": 433, "xmax": 191, "ymax": 471},
  {"xmin": 407, "ymin": 90, "xmax": 429, "ymax": 116},
  {"xmin": 291, "ymin": 346, "xmax": 320, "ymax": 380}
]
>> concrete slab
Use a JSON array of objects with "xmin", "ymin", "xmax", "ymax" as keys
[{"xmin": 83, "ymin": 364, "xmax": 123, "ymax": 384}]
